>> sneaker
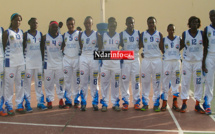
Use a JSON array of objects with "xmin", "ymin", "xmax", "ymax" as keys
[
  {"xmin": 101, "ymin": 106, "xmax": 107, "ymax": 112},
  {"xmin": 122, "ymin": 104, "xmax": 128, "ymax": 111},
  {"xmin": 80, "ymin": 105, "xmax": 86, "ymax": 111},
  {"xmin": 7, "ymin": 110, "xmax": 15, "ymax": 116},
  {"xmin": 0, "ymin": 110, "xmax": 8, "ymax": 117},
  {"xmin": 172, "ymin": 100, "xmax": 180, "ymax": 112},
  {"xmin": 93, "ymin": 105, "xmax": 99, "ymax": 111},
  {"xmin": 180, "ymin": 103, "xmax": 187, "ymax": 113},
  {"xmin": 141, "ymin": 105, "xmax": 148, "ymax": 111},
  {"xmin": 15, "ymin": 108, "xmax": 26, "ymax": 114},
  {"xmin": 161, "ymin": 100, "xmax": 167, "ymax": 111},
  {"xmin": 64, "ymin": 103, "xmax": 72, "ymax": 109},
  {"xmin": 74, "ymin": 103, "xmax": 80, "ymax": 108},
  {"xmin": 153, "ymin": 106, "xmax": 160, "ymax": 112},
  {"xmin": 112, "ymin": 106, "xmax": 121, "ymax": 112},
  {"xmin": 195, "ymin": 105, "xmax": 205, "ymax": 114},
  {"xmin": 37, "ymin": 104, "xmax": 48, "ymax": 110},
  {"xmin": 47, "ymin": 102, "xmax": 52, "ymax": 109},
  {"xmin": 134, "ymin": 104, "xmax": 141, "ymax": 110},
  {"xmin": 25, "ymin": 103, "xmax": 33, "ymax": 113},
  {"xmin": 204, "ymin": 108, "xmax": 212, "ymax": 115},
  {"xmin": 59, "ymin": 99, "xmax": 65, "ymax": 109}
]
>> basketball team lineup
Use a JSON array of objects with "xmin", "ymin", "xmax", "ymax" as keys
[{"xmin": 0, "ymin": 9, "xmax": 215, "ymax": 118}]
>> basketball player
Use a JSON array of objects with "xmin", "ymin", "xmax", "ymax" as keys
[
  {"xmin": 0, "ymin": 26, "xmax": 8, "ymax": 117},
  {"xmin": 202, "ymin": 9, "xmax": 215, "ymax": 115},
  {"xmin": 79, "ymin": 16, "xmax": 102, "ymax": 111},
  {"xmin": 62, "ymin": 17, "xmax": 80, "ymax": 108},
  {"xmin": 180, "ymin": 16, "xmax": 205, "ymax": 114},
  {"xmin": 100, "ymin": 17, "xmax": 121, "ymax": 112},
  {"xmin": 3, "ymin": 13, "xmax": 26, "ymax": 115},
  {"xmin": 120, "ymin": 17, "xmax": 141, "ymax": 111},
  {"xmin": 161, "ymin": 24, "xmax": 181, "ymax": 112},
  {"xmin": 141, "ymin": 16, "xmax": 164, "ymax": 112},
  {"xmin": 43, "ymin": 21, "xmax": 65, "ymax": 109},
  {"xmin": 23, "ymin": 18, "xmax": 47, "ymax": 112}
]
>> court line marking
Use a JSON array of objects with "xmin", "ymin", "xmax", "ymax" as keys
[
  {"xmin": 167, "ymin": 104, "xmax": 183, "ymax": 134},
  {"xmin": 0, "ymin": 121, "xmax": 215, "ymax": 133}
]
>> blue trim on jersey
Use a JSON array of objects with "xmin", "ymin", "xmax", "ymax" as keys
[
  {"xmin": 100, "ymin": 99, "xmax": 108, "ymax": 107},
  {"xmin": 188, "ymin": 29, "xmax": 199, "ymax": 38},
  {"xmin": 48, "ymin": 33, "xmax": 59, "ymax": 39},
  {"xmin": 122, "ymin": 97, "xmax": 129, "ymax": 105},
  {"xmin": 114, "ymin": 98, "xmax": 120, "ymax": 107},
  {"xmin": 74, "ymin": 93, "xmax": 80, "ymax": 104},
  {"xmin": 46, "ymin": 97, "xmax": 51, "ymax": 103},
  {"xmin": 125, "ymin": 29, "xmax": 135, "ymax": 36},
  {"xmin": 17, "ymin": 97, "xmax": 24, "ymax": 109},
  {"xmin": 154, "ymin": 96, "xmax": 160, "ymax": 106},
  {"xmin": 200, "ymin": 30, "xmax": 203, "ymax": 36},
  {"xmin": 80, "ymin": 90, "xmax": 86, "ymax": 105},
  {"xmin": 142, "ymin": 96, "xmax": 148, "ymax": 105},
  {"xmin": 107, "ymin": 32, "xmax": 116, "ymax": 38},
  {"xmin": 92, "ymin": 90, "xmax": 99, "ymax": 105},
  {"xmin": 5, "ymin": 101, "xmax": 13, "ymax": 111},
  {"xmin": 99, "ymin": 60, "xmax": 103, "ymax": 67},
  {"xmin": 161, "ymin": 92, "xmax": 166, "ymax": 100},
  {"xmin": 39, "ymin": 95, "xmax": 45, "ymax": 104},
  {"xmin": 173, "ymin": 92, "xmax": 180, "ymax": 97},
  {"xmin": 28, "ymin": 30, "xmax": 38, "ymax": 38},
  {"xmin": 147, "ymin": 30, "xmax": 157, "ymax": 36},
  {"xmin": 0, "ymin": 96, "xmax": 4, "ymax": 109},
  {"xmin": 141, "ymin": 32, "xmax": 144, "ymax": 49},
  {"xmin": 210, "ymin": 24, "xmax": 215, "ymax": 30},
  {"xmin": 67, "ymin": 30, "xmax": 77, "ymax": 36},
  {"xmin": 95, "ymin": 31, "xmax": 98, "ymax": 48},
  {"xmin": 84, "ymin": 30, "xmax": 94, "ymax": 37},
  {"xmin": 64, "ymin": 91, "xmax": 72, "ymax": 105},
  {"xmin": 44, "ymin": 62, "xmax": 47, "ymax": 69},
  {"xmin": 167, "ymin": 36, "xmax": 177, "ymax": 41},
  {"xmin": 5, "ymin": 58, "xmax": 10, "ymax": 67},
  {"xmin": 203, "ymin": 96, "xmax": 210, "ymax": 109},
  {"xmin": 1, "ymin": 27, "xmax": 4, "ymax": 32},
  {"xmin": 135, "ymin": 98, "xmax": 141, "ymax": 105}
]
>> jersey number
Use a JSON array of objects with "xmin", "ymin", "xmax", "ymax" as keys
[
  {"xmin": 52, "ymin": 40, "xmax": 56, "ymax": 46},
  {"xmin": 192, "ymin": 39, "xmax": 197, "ymax": 45},
  {"xmin": 86, "ymin": 38, "xmax": 90, "ymax": 44},
  {"xmin": 129, "ymin": 37, "xmax": 134, "ymax": 42},
  {"xmin": 150, "ymin": 37, "xmax": 154, "ymax": 42}
]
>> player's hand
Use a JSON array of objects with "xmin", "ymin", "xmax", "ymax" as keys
[
  {"xmin": 202, "ymin": 65, "xmax": 208, "ymax": 73},
  {"xmin": 141, "ymin": 53, "xmax": 144, "ymax": 58}
]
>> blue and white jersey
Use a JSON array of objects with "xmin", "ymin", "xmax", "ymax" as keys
[
  {"xmin": 183, "ymin": 30, "xmax": 203, "ymax": 61},
  {"xmin": 163, "ymin": 36, "xmax": 181, "ymax": 60},
  {"xmin": 44, "ymin": 33, "xmax": 63, "ymax": 69},
  {"xmin": 206, "ymin": 25, "xmax": 215, "ymax": 56},
  {"xmin": 102, "ymin": 32, "xmax": 120, "ymax": 68},
  {"xmin": 121, "ymin": 30, "xmax": 140, "ymax": 62},
  {"xmin": 63, "ymin": 30, "xmax": 80, "ymax": 58},
  {"xmin": 81, "ymin": 30, "xmax": 98, "ymax": 56},
  {"xmin": 24, "ymin": 31, "xmax": 42, "ymax": 69},
  {"xmin": 142, "ymin": 30, "xmax": 162, "ymax": 58},
  {"xmin": 5, "ymin": 28, "xmax": 25, "ymax": 67},
  {"xmin": 0, "ymin": 27, "xmax": 4, "ymax": 60}
]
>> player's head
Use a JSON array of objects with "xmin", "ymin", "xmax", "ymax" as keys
[
  {"xmin": 10, "ymin": 13, "xmax": 22, "ymax": 28},
  {"xmin": 84, "ymin": 16, "xmax": 93, "ymax": 31},
  {"xmin": 147, "ymin": 16, "xmax": 157, "ymax": 30},
  {"xmin": 108, "ymin": 17, "xmax": 117, "ymax": 33},
  {"xmin": 28, "ymin": 17, "xmax": 38, "ymax": 30},
  {"xmin": 167, "ymin": 24, "xmax": 175, "ymax": 36},
  {"xmin": 126, "ymin": 17, "xmax": 134, "ymax": 31},
  {"xmin": 66, "ymin": 17, "xmax": 75, "ymax": 31},
  {"xmin": 209, "ymin": 10, "xmax": 215, "ymax": 24},
  {"xmin": 49, "ymin": 21, "xmax": 59, "ymax": 34},
  {"xmin": 59, "ymin": 22, "xmax": 63, "ymax": 28},
  {"xmin": 77, "ymin": 27, "xmax": 82, "ymax": 31},
  {"xmin": 188, "ymin": 16, "xmax": 201, "ymax": 29}
]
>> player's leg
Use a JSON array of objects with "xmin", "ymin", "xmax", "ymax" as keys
[
  {"xmin": 151, "ymin": 58, "xmax": 162, "ymax": 112},
  {"xmin": 14, "ymin": 65, "xmax": 26, "ymax": 114},
  {"xmin": 100, "ymin": 68, "xmax": 110, "ymax": 112},
  {"xmin": 141, "ymin": 58, "xmax": 151, "ymax": 111},
  {"xmin": 54, "ymin": 69, "xmax": 65, "ymax": 109},
  {"xmin": 110, "ymin": 69, "xmax": 121, "ymax": 112},
  {"xmin": 121, "ymin": 63, "xmax": 131, "ymax": 110},
  {"xmin": 193, "ymin": 61, "xmax": 205, "ymax": 114},
  {"xmin": 34, "ymin": 68, "xmax": 47, "ymax": 110},
  {"xmin": 89, "ymin": 60, "xmax": 99, "ymax": 111},
  {"xmin": 63, "ymin": 57, "xmax": 73, "ymax": 107},
  {"xmin": 4, "ymin": 67, "xmax": 16, "ymax": 115},
  {"xmin": 44, "ymin": 69, "xmax": 55, "ymax": 109},
  {"xmin": 0, "ymin": 60, "xmax": 7, "ymax": 116},
  {"xmin": 79, "ymin": 56, "xmax": 89, "ymax": 111},
  {"xmin": 161, "ymin": 60, "xmax": 171, "ymax": 111},
  {"xmin": 180, "ymin": 61, "xmax": 192, "ymax": 113},
  {"xmin": 72, "ymin": 58, "xmax": 80, "ymax": 108},
  {"xmin": 131, "ymin": 60, "xmax": 141, "ymax": 110},
  {"xmin": 203, "ymin": 55, "xmax": 215, "ymax": 114},
  {"xmin": 23, "ymin": 69, "xmax": 34, "ymax": 112}
]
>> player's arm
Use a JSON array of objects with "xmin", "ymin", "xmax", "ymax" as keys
[
  {"xmin": 61, "ymin": 33, "xmax": 65, "ymax": 52},
  {"xmin": 138, "ymin": 31, "xmax": 143, "ymax": 49},
  {"xmin": 2, "ymin": 30, "xmax": 8, "ymax": 53},
  {"xmin": 78, "ymin": 32, "xmax": 83, "ymax": 55},
  {"xmin": 97, "ymin": 32, "xmax": 102, "ymax": 51},
  {"xmin": 119, "ymin": 32, "xmax": 123, "ymax": 50},
  {"xmin": 159, "ymin": 32, "xmax": 164, "ymax": 54},
  {"xmin": 180, "ymin": 32, "xmax": 185, "ymax": 51},
  {"xmin": 41, "ymin": 35, "xmax": 46, "ymax": 62},
  {"xmin": 202, "ymin": 28, "xmax": 208, "ymax": 73},
  {"xmin": 23, "ymin": 32, "xmax": 27, "ymax": 54},
  {"xmin": 140, "ymin": 32, "xmax": 144, "ymax": 58}
]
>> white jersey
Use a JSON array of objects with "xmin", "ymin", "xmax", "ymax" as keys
[
  {"xmin": 24, "ymin": 31, "xmax": 42, "ymax": 69},
  {"xmin": 183, "ymin": 30, "xmax": 203, "ymax": 61},
  {"xmin": 63, "ymin": 30, "xmax": 80, "ymax": 58},
  {"xmin": 142, "ymin": 30, "xmax": 162, "ymax": 58},
  {"xmin": 0, "ymin": 27, "xmax": 4, "ymax": 59},
  {"xmin": 81, "ymin": 30, "xmax": 98, "ymax": 56},
  {"xmin": 102, "ymin": 32, "xmax": 120, "ymax": 68},
  {"xmin": 5, "ymin": 28, "xmax": 25, "ymax": 67},
  {"xmin": 163, "ymin": 36, "xmax": 181, "ymax": 60},
  {"xmin": 44, "ymin": 33, "xmax": 63, "ymax": 69},
  {"xmin": 206, "ymin": 25, "xmax": 215, "ymax": 55}
]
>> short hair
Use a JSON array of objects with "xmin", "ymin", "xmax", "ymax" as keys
[
  {"xmin": 188, "ymin": 16, "xmax": 201, "ymax": 28},
  {"xmin": 126, "ymin": 16, "xmax": 134, "ymax": 23},
  {"xmin": 209, "ymin": 10, "xmax": 215, "ymax": 15},
  {"xmin": 108, "ymin": 17, "xmax": 116, "ymax": 23},
  {"xmin": 84, "ymin": 16, "xmax": 93, "ymax": 22},
  {"xmin": 66, "ymin": 17, "xmax": 75, "ymax": 23},
  {"xmin": 77, "ymin": 26, "xmax": 82, "ymax": 31},
  {"xmin": 59, "ymin": 22, "xmax": 63, "ymax": 25},
  {"xmin": 28, "ymin": 17, "xmax": 36, "ymax": 25},
  {"xmin": 147, "ymin": 16, "xmax": 157, "ymax": 22},
  {"xmin": 167, "ymin": 24, "xmax": 175, "ymax": 30}
]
